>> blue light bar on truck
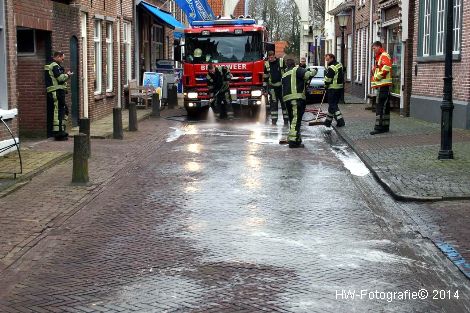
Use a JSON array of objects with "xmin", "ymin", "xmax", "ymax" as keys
[{"xmin": 192, "ymin": 19, "xmax": 257, "ymax": 27}]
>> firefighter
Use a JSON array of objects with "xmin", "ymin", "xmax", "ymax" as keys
[
  {"xmin": 323, "ymin": 53, "xmax": 345, "ymax": 127},
  {"xmin": 207, "ymin": 64, "xmax": 233, "ymax": 119},
  {"xmin": 45, "ymin": 51, "xmax": 73, "ymax": 140},
  {"xmin": 370, "ymin": 41, "xmax": 392, "ymax": 135},
  {"xmin": 264, "ymin": 51, "xmax": 288, "ymax": 125},
  {"xmin": 189, "ymin": 48, "xmax": 204, "ymax": 63},
  {"xmin": 282, "ymin": 58, "xmax": 315, "ymax": 148}
]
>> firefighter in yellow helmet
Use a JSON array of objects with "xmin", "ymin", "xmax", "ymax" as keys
[{"xmin": 323, "ymin": 53, "xmax": 346, "ymax": 127}]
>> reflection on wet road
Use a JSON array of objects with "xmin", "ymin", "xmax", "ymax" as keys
[{"xmin": 1, "ymin": 119, "xmax": 469, "ymax": 312}]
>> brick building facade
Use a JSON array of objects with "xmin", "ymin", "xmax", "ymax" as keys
[
  {"xmin": 411, "ymin": 0, "xmax": 469, "ymax": 129},
  {"xmin": 0, "ymin": 0, "xmax": 188, "ymax": 149}
]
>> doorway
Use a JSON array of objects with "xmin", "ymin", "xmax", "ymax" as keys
[{"xmin": 69, "ymin": 36, "xmax": 79, "ymax": 127}]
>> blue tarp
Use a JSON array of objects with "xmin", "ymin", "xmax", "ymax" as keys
[
  {"xmin": 173, "ymin": 0, "xmax": 215, "ymax": 24},
  {"xmin": 140, "ymin": 1, "xmax": 185, "ymax": 33}
]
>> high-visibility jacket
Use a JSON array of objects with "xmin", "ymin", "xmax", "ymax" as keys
[
  {"xmin": 281, "ymin": 66, "xmax": 314, "ymax": 102},
  {"xmin": 264, "ymin": 57, "xmax": 286, "ymax": 87},
  {"xmin": 324, "ymin": 60, "xmax": 344, "ymax": 90},
  {"xmin": 371, "ymin": 48, "xmax": 392, "ymax": 89},
  {"xmin": 206, "ymin": 66, "xmax": 231, "ymax": 94},
  {"xmin": 44, "ymin": 61, "xmax": 69, "ymax": 93}
]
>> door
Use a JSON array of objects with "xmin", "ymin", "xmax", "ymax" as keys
[{"xmin": 70, "ymin": 36, "xmax": 79, "ymax": 127}]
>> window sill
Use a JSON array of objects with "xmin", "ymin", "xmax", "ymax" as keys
[
  {"xmin": 354, "ymin": 81, "xmax": 363, "ymax": 85},
  {"xmin": 106, "ymin": 92, "xmax": 115, "ymax": 98},
  {"xmin": 94, "ymin": 93, "xmax": 105, "ymax": 100},
  {"xmin": 417, "ymin": 54, "xmax": 461, "ymax": 63},
  {"xmin": 0, "ymin": 108, "xmax": 18, "ymax": 120}
]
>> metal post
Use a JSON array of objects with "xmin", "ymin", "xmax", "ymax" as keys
[
  {"xmin": 151, "ymin": 93, "xmax": 160, "ymax": 117},
  {"xmin": 128, "ymin": 102, "xmax": 138, "ymax": 131},
  {"xmin": 72, "ymin": 133, "xmax": 89, "ymax": 184},
  {"xmin": 113, "ymin": 107, "xmax": 123, "ymax": 139},
  {"xmin": 79, "ymin": 118, "xmax": 90, "ymax": 158},
  {"xmin": 438, "ymin": 0, "xmax": 454, "ymax": 159}
]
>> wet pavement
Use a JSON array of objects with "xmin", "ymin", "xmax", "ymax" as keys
[{"xmin": 0, "ymin": 114, "xmax": 469, "ymax": 312}]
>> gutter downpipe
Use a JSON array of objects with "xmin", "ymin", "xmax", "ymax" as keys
[{"xmin": 366, "ymin": 0, "xmax": 373, "ymax": 99}]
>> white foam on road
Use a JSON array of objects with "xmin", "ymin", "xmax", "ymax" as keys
[{"xmin": 331, "ymin": 145, "xmax": 370, "ymax": 177}]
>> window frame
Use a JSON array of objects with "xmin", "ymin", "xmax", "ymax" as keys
[
  {"xmin": 418, "ymin": 0, "xmax": 462, "ymax": 61},
  {"xmin": 347, "ymin": 34, "xmax": 352, "ymax": 81},
  {"xmin": 105, "ymin": 22, "xmax": 113, "ymax": 93},
  {"xmin": 123, "ymin": 21, "xmax": 132, "ymax": 85},
  {"xmin": 94, "ymin": 19, "xmax": 102, "ymax": 95},
  {"xmin": 0, "ymin": 0, "xmax": 7, "ymax": 109},
  {"xmin": 17, "ymin": 27, "xmax": 36, "ymax": 56},
  {"xmin": 435, "ymin": 0, "xmax": 445, "ymax": 55}
]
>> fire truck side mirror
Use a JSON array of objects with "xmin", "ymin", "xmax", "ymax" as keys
[{"xmin": 174, "ymin": 45, "xmax": 182, "ymax": 62}]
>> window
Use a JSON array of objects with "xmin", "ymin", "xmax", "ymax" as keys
[
  {"xmin": 0, "ymin": 0, "xmax": 7, "ymax": 108},
  {"xmin": 355, "ymin": 29, "xmax": 365, "ymax": 83},
  {"xmin": 423, "ymin": 0, "xmax": 431, "ymax": 56},
  {"xmin": 347, "ymin": 34, "xmax": 352, "ymax": 80},
  {"xmin": 17, "ymin": 28, "xmax": 36, "ymax": 55},
  {"xmin": 453, "ymin": 0, "xmax": 462, "ymax": 53},
  {"xmin": 106, "ymin": 22, "xmax": 113, "ymax": 92},
  {"xmin": 152, "ymin": 25, "xmax": 164, "ymax": 61},
  {"xmin": 336, "ymin": 36, "xmax": 341, "ymax": 63},
  {"xmin": 436, "ymin": 0, "xmax": 444, "ymax": 55},
  {"xmin": 123, "ymin": 22, "xmax": 132, "ymax": 85},
  {"xmin": 419, "ymin": 0, "xmax": 462, "ymax": 58},
  {"xmin": 94, "ymin": 20, "xmax": 102, "ymax": 94}
]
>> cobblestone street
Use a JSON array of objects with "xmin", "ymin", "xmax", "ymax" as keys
[{"xmin": 0, "ymin": 115, "xmax": 469, "ymax": 312}]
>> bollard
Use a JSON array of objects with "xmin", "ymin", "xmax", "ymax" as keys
[
  {"xmin": 72, "ymin": 133, "xmax": 89, "ymax": 184},
  {"xmin": 128, "ymin": 102, "xmax": 138, "ymax": 131},
  {"xmin": 167, "ymin": 84, "xmax": 177, "ymax": 109},
  {"xmin": 113, "ymin": 107, "xmax": 124, "ymax": 139},
  {"xmin": 151, "ymin": 93, "xmax": 160, "ymax": 117},
  {"xmin": 79, "ymin": 118, "xmax": 91, "ymax": 158}
]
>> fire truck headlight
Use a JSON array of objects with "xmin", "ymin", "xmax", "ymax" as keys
[
  {"xmin": 188, "ymin": 102, "xmax": 195, "ymax": 107},
  {"xmin": 251, "ymin": 90, "xmax": 262, "ymax": 97},
  {"xmin": 187, "ymin": 92, "xmax": 198, "ymax": 99}
]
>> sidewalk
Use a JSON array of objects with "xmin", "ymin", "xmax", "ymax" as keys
[
  {"xmin": 333, "ymin": 94, "xmax": 470, "ymax": 279},
  {"xmin": 0, "ymin": 107, "xmax": 155, "ymax": 195},
  {"xmin": 334, "ymin": 94, "xmax": 470, "ymax": 201}
]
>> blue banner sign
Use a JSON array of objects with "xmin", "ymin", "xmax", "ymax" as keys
[{"xmin": 174, "ymin": 0, "xmax": 215, "ymax": 24}]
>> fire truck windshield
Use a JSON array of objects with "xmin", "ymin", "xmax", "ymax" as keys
[{"xmin": 185, "ymin": 32, "xmax": 263, "ymax": 63}]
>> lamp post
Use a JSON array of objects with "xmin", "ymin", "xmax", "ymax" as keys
[
  {"xmin": 337, "ymin": 10, "xmax": 350, "ymax": 104},
  {"xmin": 314, "ymin": 35, "xmax": 318, "ymax": 65},
  {"xmin": 438, "ymin": 0, "xmax": 454, "ymax": 159}
]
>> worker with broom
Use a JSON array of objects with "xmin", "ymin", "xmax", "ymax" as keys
[{"xmin": 323, "ymin": 53, "xmax": 345, "ymax": 127}]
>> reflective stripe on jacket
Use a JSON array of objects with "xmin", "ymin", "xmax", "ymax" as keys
[
  {"xmin": 371, "ymin": 50, "xmax": 392, "ymax": 89},
  {"xmin": 264, "ymin": 58, "xmax": 285, "ymax": 87},
  {"xmin": 324, "ymin": 61, "xmax": 344, "ymax": 90},
  {"xmin": 44, "ymin": 62, "xmax": 69, "ymax": 93},
  {"xmin": 282, "ymin": 66, "xmax": 314, "ymax": 102}
]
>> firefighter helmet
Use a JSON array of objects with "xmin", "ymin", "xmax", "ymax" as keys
[{"xmin": 194, "ymin": 48, "xmax": 202, "ymax": 58}]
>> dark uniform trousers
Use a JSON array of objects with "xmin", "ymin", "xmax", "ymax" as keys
[
  {"xmin": 286, "ymin": 99, "xmax": 306, "ymax": 144},
  {"xmin": 375, "ymin": 86, "xmax": 391, "ymax": 132},
  {"xmin": 269, "ymin": 85, "xmax": 288, "ymax": 123},
  {"xmin": 325, "ymin": 89, "xmax": 343, "ymax": 127},
  {"xmin": 215, "ymin": 89, "xmax": 233, "ymax": 119},
  {"xmin": 47, "ymin": 89, "xmax": 68, "ymax": 139}
]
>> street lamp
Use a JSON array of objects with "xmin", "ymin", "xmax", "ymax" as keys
[
  {"xmin": 438, "ymin": 0, "xmax": 454, "ymax": 159},
  {"xmin": 337, "ymin": 10, "xmax": 350, "ymax": 104}
]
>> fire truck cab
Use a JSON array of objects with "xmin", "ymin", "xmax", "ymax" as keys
[{"xmin": 182, "ymin": 17, "xmax": 268, "ymax": 118}]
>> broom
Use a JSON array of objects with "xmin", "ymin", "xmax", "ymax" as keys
[{"xmin": 308, "ymin": 91, "xmax": 327, "ymax": 126}]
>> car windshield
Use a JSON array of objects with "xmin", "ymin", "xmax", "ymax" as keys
[
  {"xmin": 311, "ymin": 67, "xmax": 325, "ymax": 78},
  {"xmin": 185, "ymin": 32, "xmax": 263, "ymax": 63}
]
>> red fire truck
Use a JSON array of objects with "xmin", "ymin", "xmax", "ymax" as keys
[{"xmin": 182, "ymin": 18, "xmax": 269, "ymax": 118}]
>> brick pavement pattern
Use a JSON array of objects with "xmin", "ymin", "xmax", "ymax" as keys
[
  {"xmin": 335, "ymin": 99, "xmax": 470, "ymax": 200},
  {"xmin": 0, "ymin": 115, "xmax": 469, "ymax": 312},
  {"xmin": 334, "ymin": 96, "xmax": 470, "ymax": 277}
]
